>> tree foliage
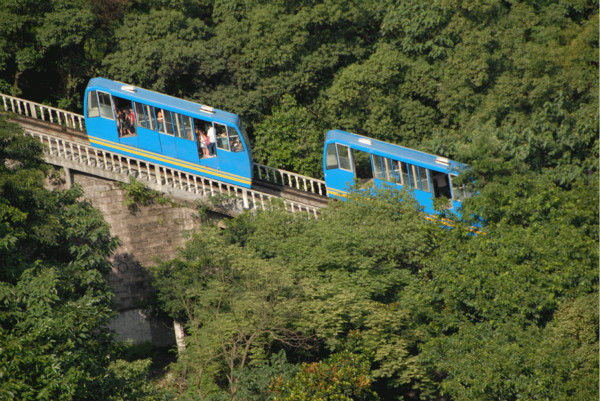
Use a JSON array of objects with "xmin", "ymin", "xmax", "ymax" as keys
[
  {"xmin": 152, "ymin": 223, "xmax": 310, "ymax": 400},
  {"xmin": 153, "ymin": 174, "xmax": 597, "ymax": 400},
  {"xmin": 103, "ymin": 7, "xmax": 209, "ymax": 95},
  {"xmin": 0, "ymin": 118, "xmax": 167, "ymax": 401},
  {"xmin": 0, "ymin": 1, "xmax": 597, "ymax": 400},
  {"xmin": 270, "ymin": 345, "xmax": 379, "ymax": 401},
  {"xmin": 0, "ymin": 0, "xmax": 121, "ymax": 108},
  {"xmin": 252, "ymin": 94, "xmax": 325, "ymax": 178}
]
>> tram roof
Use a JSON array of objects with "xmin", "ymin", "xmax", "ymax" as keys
[
  {"xmin": 86, "ymin": 77, "xmax": 240, "ymax": 126},
  {"xmin": 326, "ymin": 130, "xmax": 468, "ymax": 174}
]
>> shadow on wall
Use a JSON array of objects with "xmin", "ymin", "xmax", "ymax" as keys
[
  {"xmin": 108, "ymin": 309, "xmax": 175, "ymax": 347},
  {"xmin": 110, "ymin": 252, "xmax": 154, "ymax": 310},
  {"xmin": 108, "ymin": 253, "xmax": 175, "ymax": 347}
]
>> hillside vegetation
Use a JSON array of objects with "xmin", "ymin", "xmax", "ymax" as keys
[{"xmin": 0, "ymin": 1, "xmax": 597, "ymax": 400}]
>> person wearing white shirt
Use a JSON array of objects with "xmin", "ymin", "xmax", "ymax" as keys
[{"xmin": 207, "ymin": 125, "xmax": 216, "ymax": 157}]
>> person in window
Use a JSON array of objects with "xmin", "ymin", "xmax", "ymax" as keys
[
  {"xmin": 194, "ymin": 126, "xmax": 203, "ymax": 158},
  {"xmin": 156, "ymin": 109, "xmax": 164, "ymax": 132},
  {"xmin": 117, "ymin": 109, "xmax": 127, "ymax": 137},
  {"xmin": 207, "ymin": 124, "xmax": 216, "ymax": 157},
  {"xmin": 127, "ymin": 107, "xmax": 135, "ymax": 124},
  {"xmin": 201, "ymin": 130, "xmax": 210, "ymax": 158},
  {"xmin": 125, "ymin": 107, "xmax": 135, "ymax": 135},
  {"xmin": 217, "ymin": 131, "xmax": 228, "ymax": 150},
  {"xmin": 432, "ymin": 173, "xmax": 451, "ymax": 199},
  {"xmin": 231, "ymin": 138, "xmax": 243, "ymax": 152},
  {"xmin": 194, "ymin": 126, "xmax": 207, "ymax": 158}
]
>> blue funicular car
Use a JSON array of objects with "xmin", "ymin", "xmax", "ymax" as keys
[
  {"xmin": 323, "ymin": 130, "xmax": 473, "ymax": 218},
  {"xmin": 83, "ymin": 77, "xmax": 253, "ymax": 188}
]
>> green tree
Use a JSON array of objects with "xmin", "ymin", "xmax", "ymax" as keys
[
  {"xmin": 219, "ymin": 188, "xmax": 437, "ymax": 397},
  {"xmin": 422, "ymin": 294, "xmax": 598, "ymax": 401},
  {"xmin": 151, "ymin": 188, "xmax": 440, "ymax": 399},
  {"xmin": 252, "ymin": 94, "xmax": 325, "ymax": 178},
  {"xmin": 199, "ymin": 0, "xmax": 379, "ymax": 124},
  {"xmin": 270, "ymin": 349, "xmax": 379, "ymax": 401},
  {"xmin": 428, "ymin": 1, "xmax": 598, "ymax": 155},
  {"xmin": 0, "ymin": 117, "xmax": 164, "ymax": 401},
  {"xmin": 322, "ymin": 44, "xmax": 440, "ymax": 145},
  {"xmin": 152, "ymin": 225, "xmax": 309, "ymax": 400},
  {"xmin": 0, "ymin": 0, "xmax": 127, "ymax": 108},
  {"xmin": 234, "ymin": 350, "xmax": 299, "ymax": 401},
  {"xmin": 536, "ymin": 293, "xmax": 599, "ymax": 401},
  {"xmin": 35, "ymin": 0, "xmax": 98, "ymax": 108},
  {"xmin": 415, "ymin": 170, "xmax": 598, "ymax": 400},
  {"xmin": 0, "ymin": 0, "xmax": 51, "ymax": 94},
  {"xmin": 379, "ymin": 0, "xmax": 452, "ymax": 59},
  {"xmin": 102, "ymin": 7, "xmax": 209, "ymax": 95}
]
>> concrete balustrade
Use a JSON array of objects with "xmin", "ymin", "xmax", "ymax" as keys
[
  {"xmin": 254, "ymin": 162, "xmax": 327, "ymax": 196},
  {"xmin": 1, "ymin": 93, "xmax": 85, "ymax": 130}
]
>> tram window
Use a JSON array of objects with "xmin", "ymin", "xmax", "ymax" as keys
[
  {"xmin": 173, "ymin": 112, "xmax": 185, "ymax": 139},
  {"xmin": 326, "ymin": 143, "xmax": 338, "ymax": 169},
  {"xmin": 97, "ymin": 91, "xmax": 114, "ymax": 119},
  {"xmin": 158, "ymin": 109, "xmax": 174, "ymax": 135},
  {"xmin": 193, "ymin": 119, "xmax": 210, "ymax": 136},
  {"xmin": 113, "ymin": 96, "xmax": 136, "ymax": 137},
  {"xmin": 227, "ymin": 126, "xmax": 244, "ymax": 152},
  {"xmin": 134, "ymin": 102, "xmax": 158, "ymax": 131},
  {"xmin": 165, "ymin": 110, "xmax": 175, "ymax": 135},
  {"xmin": 391, "ymin": 160, "xmax": 402, "ymax": 185},
  {"xmin": 400, "ymin": 162, "xmax": 410, "ymax": 187},
  {"xmin": 193, "ymin": 118, "xmax": 210, "ymax": 158},
  {"xmin": 156, "ymin": 109, "xmax": 165, "ymax": 132},
  {"xmin": 134, "ymin": 102, "xmax": 147, "ymax": 128},
  {"xmin": 408, "ymin": 164, "xmax": 419, "ymax": 189},
  {"xmin": 373, "ymin": 155, "xmax": 394, "ymax": 181},
  {"xmin": 172, "ymin": 112, "xmax": 194, "ymax": 140},
  {"xmin": 336, "ymin": 144, "xmax": 352, "ymax": 171},
  {"xmin": 239, "ymin": 123, "xmax": 251, "ymax": 155},
  {"xmin": 215, "ymin": 123, "xmax": 230, "ymax": 151},
  {"xmin": 372, "ymin": 155, "xmax": 384, "ymax": 179},
  {"xmin": 419, "ymin": 167, "xmax": 430, "ymax": 192},
  {"xmin": 383, "ymin": 157, "xmax": 393, "ymax": 181},
  {"xmin": 450, "ymin": 175, "xmax": 473, "ymax": 202},
  {"xmin": 181, "ymin": 115, "xmax": 194, "ymax": 140},
  {"xmin": 87, "ymin": 91, "xmax": 100, "ymax": 117},
  {"xmin": 145, "ymin": 105, "xmax": 156, "ymax": 130}
]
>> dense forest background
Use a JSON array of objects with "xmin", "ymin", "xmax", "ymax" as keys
[{"xmin": 0, "ymin": 0, "xmax": 598, "ymax": 400}]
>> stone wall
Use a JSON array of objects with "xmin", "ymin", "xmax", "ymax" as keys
[{"xmin": 58, "ymin": 171, "xmax": 208, "ymax": 346}]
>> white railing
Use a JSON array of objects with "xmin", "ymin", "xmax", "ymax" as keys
[
  {"xmin": 1, "ymin": 93, "xmax": 85, "ymax": 131},
  {"xmin": 1, "ymin": 92, "xmax": 328, "ymax": 199},
  {"xmin": 25, "ymin": 129, "xmax": 321, "ymax": 217},
  {"xmin": 254, "ymin": 163, "xmax": 327, "ymax": 196}
]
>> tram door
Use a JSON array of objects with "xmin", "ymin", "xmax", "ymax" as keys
[
  {"xmin": 324, "ymin": 143, "xmax": 355, "ymax": 192},
  {"xmin": 429, "ymin": 170, "xmax": 453, "ymax": 210},
  {"xmin": 133, "ymin": 102, "xmax": 161, "ymax": 153},
  {"xmin": 351, "ymin": 149, "xmax": 374, "ymax": 187},
  {"xmin": 155, "ymin": 108, "xmax": 175, "ymax": 157},
  {"xmin": 173, "ymin": 114, "xmax": 197, "ymax": 163},
  {"xmin": 113, "ymin": 97, "xmax": 138, "ymax": 148},
  {"xmin": 193, "ymin": 119, "xmax": 212, "ymax": 160}
]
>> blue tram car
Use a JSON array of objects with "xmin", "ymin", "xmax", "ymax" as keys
[
  {"xmin": 83, "ymin": 77, "xmax": 253, "ymax": 188},
  {"xmin": 323, "ymin": 130, "xmax": 472, "ymax": 217}
]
